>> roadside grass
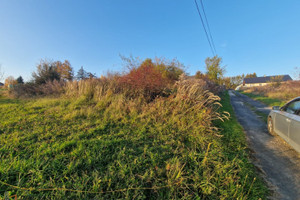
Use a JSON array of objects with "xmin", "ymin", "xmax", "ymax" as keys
[
  {"xmin": 0, "ymin": 91, "xmax": 268, "ymax": 199},
  {"xmin": 240, "ymin": 91, "xmax": 286, "ymax": 107},
  {"xmin": 215, "ymin": 92, "xmax": 269, "ymax": 198}
]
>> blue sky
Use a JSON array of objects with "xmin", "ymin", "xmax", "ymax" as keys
[{"xmin": 0, "ymin": 0, "xmax": 299, "ymax": 81}]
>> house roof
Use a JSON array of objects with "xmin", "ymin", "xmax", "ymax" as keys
[
  {"xmin": 0, "ymin": 82, "xmax": 3, "ymax": 86},
  {"xmin": 244, "ymin": 75, "xmax": 292, "ymax": 84}
]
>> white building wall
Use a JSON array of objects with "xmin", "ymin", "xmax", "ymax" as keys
[{"xmin": 244, "ymin": 83, "xmax": 270, "ymax": 87}]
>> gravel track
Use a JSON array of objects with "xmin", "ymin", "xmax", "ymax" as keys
[{"xmin": 229, "ymin": 90, "xmax": 300, "ymax": 200}]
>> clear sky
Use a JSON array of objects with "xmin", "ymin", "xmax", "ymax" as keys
[{"xmin": 0, "ymin": 0, "xmax": 300, "ymax": 81}]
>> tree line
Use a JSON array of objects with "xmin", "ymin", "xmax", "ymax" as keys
[
  {"xmin": 3, "ymin": 55, "xmax": 293, "ymax": 91},
  {"xmin": 3, "ymin": 59, "xmax": 96, "ymax": 88},
  {"xmin": 194, "ymin": 56, "xmax": 259, "ymax": 89}
]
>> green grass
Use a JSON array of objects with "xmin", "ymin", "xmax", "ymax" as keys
[
  {"xmin": 0, "ymin": 92, "xmax": 268, "ymax": 199},
  {"xmin": 240, "ymin": 91, "xmax": 285, "ymax": 107},
  {"xmin": 216, "ymin": 92, "xmax": 269, "ymax": 198}
]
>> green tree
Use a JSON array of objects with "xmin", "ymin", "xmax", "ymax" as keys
[
  {"xmin": 76, "ymin": 66, "xmax": 88, "ymax": 80},
  {"xmin": 32, "ymin": 59, "xmax": 60, "ymax": 85},
  {"xmin": 230, "ymin": 75, "xmax": 244, "ymax": 88},
  {"xmin": 245, "ymin": 73, "xmax": 257, "ymax": 78},
  {"xmin": 16, "ymin": 76, "xmax": 24, "ymax": 84},
  {"xmin": 87, "ymin": 72, "xmax": 97, "ymax": 79},
  {"xmin": 205, "ymin": 56, "xmax": 226, "ymax": 85},
  {"xmin": 154, "ymin": 58, "xmax": 184, "ymax": 82},
  {"xmin": 195, "ymin": 71, "xmax": 205, "ymax": 79}
]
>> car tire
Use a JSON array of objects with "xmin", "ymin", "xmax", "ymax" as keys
[{"xmin": 268, "ymin": 117, "xmax": 276, "ymax": 136}]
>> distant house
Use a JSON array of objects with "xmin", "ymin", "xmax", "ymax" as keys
[
  {"xmin": 0, "ymin": 82, "xmax": 3, "ymax": 87},
  {"xmin": 243, "ymin": 75, "xmax": 292, "ymax": 87}
]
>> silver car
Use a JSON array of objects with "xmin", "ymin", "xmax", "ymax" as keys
[{"xmin": 268, "ymin": 97, "xmax": 300, "ymax": 153}]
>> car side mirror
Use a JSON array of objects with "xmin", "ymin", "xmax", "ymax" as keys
[{"xmin": 272, "ymin": 106, "xmax": 280, "ymax": 110}]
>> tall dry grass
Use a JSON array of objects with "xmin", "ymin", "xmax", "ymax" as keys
[
  {"xmin": 8, "ymin": 80, "xmax": 66, "ymax": 98},
  {"xmin": 64, "ymin": 77, "xmax": 122, "ymax": 101},
  {"xmin": 242, "ymin": 80, "xmax": 300, "ymax": 100}
]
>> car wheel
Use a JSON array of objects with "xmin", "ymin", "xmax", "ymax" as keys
[{"xmin": 268, "ymin": 117, "xmax": 276, "ymax": 136}]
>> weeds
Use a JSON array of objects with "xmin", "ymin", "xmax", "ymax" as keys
[
  {"xmin": 1, "ymin": 58, "xmax": 268, "ymax": 199},
  {"xmin": 0, "ymin": 80, "xmax": 268, "ymax": 199},
  {"xmin": 241, "ymin": 80, "xmax": 300, "ymax": 104}
]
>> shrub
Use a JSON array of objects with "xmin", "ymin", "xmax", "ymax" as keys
[
  {"xmin": 154, "ymin": 57, "xmax": 185, "ymax": 82},
  {"xmin": 10, "ymin": 80, "xmax": 66, "ymax": 98},
  {"xmin": 118, "ymin": 59, "xmax": 169, "ymax": 100},
  {"xmin": 4, "ymin": 76, "xmax": 17, "ymax": 88},
  {"xmin": 32, "ymin": 60, "xmax": 61, "ymax": 84}
]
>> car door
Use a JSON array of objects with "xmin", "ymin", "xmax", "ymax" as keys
[
  {"xmin": 287, "ymin": 101, "xmax": 300, "ymax": 153},
  {"xmin": 274, "ymin": 100, "xmax": 300, "ymax": 141},
  {"xmin": 274, "ymin": 108, "xmax": 291, "ymax": 141}
]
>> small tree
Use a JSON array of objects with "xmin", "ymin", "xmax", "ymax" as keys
[
  {"xmin": 32, "ymin": 60, "xmax": 60, "ymax": 85},
  {"xmin": 221, "ymin": 77, "xmax": 230, "ymax": 89},
  {"xmin": 195, "ymin": 71, "xmax": 208, "ymax": 80},
  {"xmin": 229, "ymin": 75, "xmax": 244, "ymax": 88},
  {"xmin": 87, "ymin": 72, "xmax": 97, "ymax": 79},
  {"xmin": 245, "ymin": 73, "xmax": 257, "ymax": 78},
  {"xmin": 55, "ymin": 60, "xmax": 74, "ymax": 81},
  {"xmin": 154, "ymin": 58, "xmax": 184, "ymax": 82},
  {"xmin": 205, "ymin": 56, "xmax": 226, "ymax": 85},
  {"xmin": 4, "ymin": 76, "xmax": 17, "ymax": 88},
  {"xmin": 76, "ymin": 66, "xmax": 88, "ymax": 80},
  {"xmin": 16, "ymin": 76, "xmax": 24, "ymax": 84}
]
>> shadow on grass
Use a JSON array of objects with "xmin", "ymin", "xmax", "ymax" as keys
[{"xmin": 0, "ymin": 98, "xmax": 20, "ymax": 104}]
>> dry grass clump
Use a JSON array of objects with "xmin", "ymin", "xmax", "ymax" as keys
[
  {"xmin": 242, "ymin": 80, "xmax": 300, "ymax": 100},
  {"xmin": 65, "ymin": 77, "xmax": 121, "ymax": 101},
  {"xmin": 174, "ymin": 78, "xmax": 229, "ymax": 133},
  {"xmin": 8, "ymin": 80, "xmax": 66, "ymax": 98}
]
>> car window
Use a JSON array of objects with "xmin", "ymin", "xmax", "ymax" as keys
[{"xmin": 284, "ymin": 100, "xmax": 300, "ymax": 115}]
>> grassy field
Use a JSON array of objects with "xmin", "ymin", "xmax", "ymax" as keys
[
  {"xmin": 0, "ymin": 91, "xmax": 268, "ymax": 199},
  {"xmin": 240, "ymin": 81, "xmax": 300, "ymax": 107},
  {"xmin": 240, "ymin": 91, "xmax": 286, "ymax": 107}
]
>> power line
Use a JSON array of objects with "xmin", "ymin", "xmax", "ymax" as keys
[
  {"xmin": 194, "ymin": 0, "xmax": 216, "ymax": 56},
  {"xmin": 199, "ymin": 0, "xmax": 217, "ymax": 55}
]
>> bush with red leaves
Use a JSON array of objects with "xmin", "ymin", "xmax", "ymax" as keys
[{"xmin": 118, "ymin": 59, "xmax": 169, "ymax": 99}]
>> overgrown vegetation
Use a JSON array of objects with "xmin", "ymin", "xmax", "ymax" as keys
[
  {"xmin": 0, "ymin": 87, "xmax": 268, "ymax": 199},
  {"xmin": 0, "ymin": 57, "xmax": 268, "ymax": 199},
  {"xmin": 240, "ymin": 80, "xmax": 300, "ymax": 106},
  {"xmin": 240, "ymin": 92, "xmax": 285, "ymax": 107}
]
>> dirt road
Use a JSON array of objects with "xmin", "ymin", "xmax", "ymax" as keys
[{"xmin": 229, "ymin": 90, "xmax": 300, "ymax": 200}]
